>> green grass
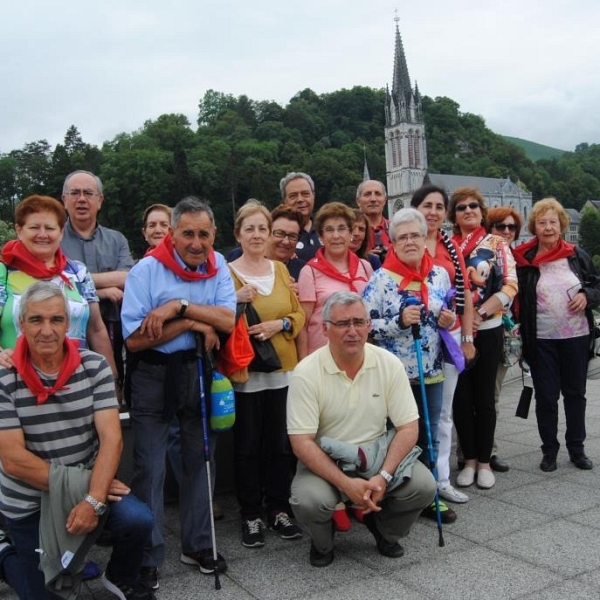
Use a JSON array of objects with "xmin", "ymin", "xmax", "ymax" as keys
[{"xmin": 503, "ymin": 136, "xmax": 567, "ymax": 162}]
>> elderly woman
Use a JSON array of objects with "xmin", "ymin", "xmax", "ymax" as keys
[
  {"xmin": 410, "ymin": 185, "xmax": 475, "ymax": 514},
  {"xmin": 228, "ymin": 200, "xmax": 306, "ymax": 548},
  {"xmin": 485, "ymin": 206, "xmax": 524, "ymax": 472},
  {"xmin": 0, "ymin": 195, "xmax": 117, "ymax": 377},
  {"xmin": 142, "ymin": 203, "xmax": 172, "ymax": 250},
  {"xmin": 514, "ymin": 198, "xmax": 600, "ymax": 472},
  {"xmin": 349, "ymin": 209, "xmax": 382, "ymax": 271},
  {"xmin": 449, "ymin": 188, "xmax": 517, "ymax": 490},
  {"xmin": 362, "ymin": 208, "xmax": 456, "ymax": 520},
  {"xmin": 297, "ymin": 202, "xmax": 374, "ymax": 359}
]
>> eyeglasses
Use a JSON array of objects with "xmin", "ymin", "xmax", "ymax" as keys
[
  {"xmin": 455, "ymin": 202, "xmax": 480, "ymax": 212},
  {"xmin": 66, "ymin": 189, "xmax": 99, "ymax": 198},
  {"xmin": 322, "ymin": 226, "xmax": 350, "ymax": 235},
  {"xmin": 272, "ymin": 229, "xmax": 300, "ymax": 243},
  {"xmin": 395, "ymin": 233, "xmax": 424, "ymax": 245},
  {"xmin": 493, "ymin": 223, "xmax": 517, "ymax": 232},
  {"xmin": 325, "ymin": 318, "xmax": 371, "ymax": 329}
]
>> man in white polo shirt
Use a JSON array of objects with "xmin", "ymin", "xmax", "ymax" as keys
[{"xmin": 287, "ymin": 291, "xmax": 435, "ymax": 567}]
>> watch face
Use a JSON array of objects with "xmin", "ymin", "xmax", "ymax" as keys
[{"xmin": 96, "ymin": 504, "xmax": 108, "ymax": 516}]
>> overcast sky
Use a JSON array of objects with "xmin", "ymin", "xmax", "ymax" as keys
[{"xmin": 2, "ymin": 0, "xmax": 597, "ymax": 154}]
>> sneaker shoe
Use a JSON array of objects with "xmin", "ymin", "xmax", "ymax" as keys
[
  {"xmin": 332, "ymin": 507, "xmax": 351, "ymax": 532},
  {"xmin": 241, "ymin": 518, "xmax": 265, "ymax": 548},
  {"xmin": 362, "ymin": 513, "xmax": 404, "ymax": 558},
  {"xmin": 102, "ymin": 571, "xmax": 156, "ymax": 600},
  {"xmin": 180, "ymin": 549, "xmax": 227, "ymax": 574},
  {"xmin": 139, "ymin": 566, "xmax": 159, "ymax": 591},
  {"xmin": 309, "ymin": 543, "xmax": 334, "ymax": 567},
  {"xmin": 269, "ymin": 512, "xmax": 302, "ymax": 540},
  {"xmin": 421, "ymin": 501, "xmax": 457, "ymax": 524},
  {"xmin": 438, "ymin": 484, "xmax": 469, "ymax": 504}
]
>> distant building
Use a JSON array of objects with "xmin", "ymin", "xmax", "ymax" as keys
[
  {"xmin": 384, "ymin": 18, "xmax": 533, "ymax": 240},
  {"xmin": 581, "ymin": 200, "xmax": 600, "ymax": 214},
  {"xmin": 564, "ymin": 208, "xmax": 580, "ymax": 246}
]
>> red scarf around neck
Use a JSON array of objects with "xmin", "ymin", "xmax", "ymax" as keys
[
  {"xmin": 148, "ymin": 233, "xmax": 218, "ymax": 281},
  {"xmin": 383, "ymin": 247, "xmax": 434, "ymax": 309},
  {"xmin": 513, "ymin": 237, "xmax": 575, "ymax": 268},
  {"xmin": 452, "ymin": 226, "xmax": 488, "ymax": 258},
  {"xmin": 13, "ymin": 336, "xmax": 82, "ymax": 405},
  {"xmin": 1, "ymin": 240, "xmax": 72, "ymax": 288},
  {"xmin": 307, "ymin": 248, "xmax": 367, "ymax": 292}
]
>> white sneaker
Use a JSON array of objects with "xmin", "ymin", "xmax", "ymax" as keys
[
  {"xmin": 438, "ymin": 484, "xmax": 469, "ymax": 503},
  {"xmin": 477, "ymin": 469, "xmax": 495, "ymax": 489}
]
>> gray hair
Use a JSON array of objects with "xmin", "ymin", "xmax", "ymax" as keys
[
  {"xmin": 18, "ymin": 281, "xmax": 70, "ymax": 323},
  {"xmin": 356, "ymin": 180, "xmax": 387, "ymax": 199},
  {"xmin": 322, "ymin": 291, "xmax": 367, "ymax": 323},
  {"xmin": 279, "ymin": 172, "xmax": 315, "ymax": 200},
  {"xmin": 63, "ymin": 170, "xmax": 103, "ymax": 195},
  {"xmin": 172, "ymin": 196, "xmax": 215, "ymax": 228},
  {"xmin": 389, "ymin": 207, "xmax": 427, "ymax": 242}
]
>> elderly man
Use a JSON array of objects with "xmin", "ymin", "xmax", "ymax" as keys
[
  {"xmin": 61, "ymin": 170, "xmax": 134, "ymax": 392},
  {"xmin": 0, "ymin": 281, "xmax": 154, "ymax": 600},
  {"xmin": 287, "ymin": 291, "xmax": 436, "ymax": 567},
  {"xmin": 356, "ymin": 180, "xmax": 391, "ymax": 256},
  {"xmin": 280, "ymin": 172, "xmax": 322, "ymax": 261},
  {"xmin": 122, "ymin": 197, "xmax": 236, "ymax": 591}
]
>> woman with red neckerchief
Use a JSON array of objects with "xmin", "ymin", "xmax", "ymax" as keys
[
  {"xmin": 448, "ymin": 188, "xmax": 517, "ymax": 491},
  {"xmin": 514, "ymin": 198, "xmax": 600, "ymax": 473}
]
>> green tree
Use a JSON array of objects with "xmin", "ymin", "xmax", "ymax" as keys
[
  {"xmin": 579, "ymin": 207, "xmax": 600, "ymax": 257},
  {"xmin": 0, "ymin": 220, "xmax": 16, "ymax": 248}
]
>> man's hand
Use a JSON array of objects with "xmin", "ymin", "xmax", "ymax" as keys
[
  {"xmin": 97, "ymin": 287, "xmax": 124, "ymax": 303},
  {"xmin": 190, "ymin": 322, "xmax": 220, "ymax": 351},
  {"xmin": 340, "ymin": 476, "xmax": 384, "ymax": 513},
  {"xmin": 139, "ymin": 300, "xmax": 178, "ymax": 339},
  {"xmin": 107, "ymin": 478, "xmax": 130, "ymax": 502},
  {"xmin": 0, "ymin": 348, "xmax": 15, "ymax": 369},
  {"xmin": 66, "ymin": 500, "xmax": 99, "ymax": 536}
]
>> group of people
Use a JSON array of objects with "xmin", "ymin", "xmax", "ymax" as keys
[{"xmin": 0, "ymin": 169, "xmax": 598, "ymax": 599}]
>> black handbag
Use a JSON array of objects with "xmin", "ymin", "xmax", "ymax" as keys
[
  {"xmin": 243, "ymin": 303, "xmax": 282, "ymax": 373},
  {"xmin": 515, "ymin": 370, "xmax": 533, "ymax": 419}
]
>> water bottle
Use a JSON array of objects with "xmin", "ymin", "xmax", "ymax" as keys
[{"xmin": 210, "ymin": 372, "xmax": 236, "ymax": 431}]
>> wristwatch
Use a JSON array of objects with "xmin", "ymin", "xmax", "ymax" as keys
[
  {"xmin": 477, "ymin": 306, "xmax": 488, "ymax": 320},
  {"xmin": 461, "ymin": 335, "xmax": 474, "ymax": 343},
  {"xmin": 84, "ymin": 494, "xmax": 108, "ymax": 516},
  {"xmin": 178, "ymin": 298, "xmax": 189, "ymax": 317},
  {"xmin": 379, "ymin": 469, "xmax": 393, "ymax": 486},
  {"xmin": 282, "ymin": 317, "xmax": 292, "ymax": 332}
]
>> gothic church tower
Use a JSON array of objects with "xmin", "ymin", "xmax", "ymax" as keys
[{"xmin": 385, "ymin": 17, "xmax": 428, "ymax": 213}]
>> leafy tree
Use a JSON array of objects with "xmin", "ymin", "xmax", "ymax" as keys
[
  {"xmin": 0, "ymin": 220, "xmax": 16, "ymax": 248},
  {"xmin": 579, "ymin": 207, "xmax": 600, "ymax": 257}
]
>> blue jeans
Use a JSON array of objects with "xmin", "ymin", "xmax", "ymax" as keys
[
  {"xmin": 0, "ymin": 493, "xmax": 153, "ymax": 600},
  {"xmin": 411, "ymin": 381, "xmax": 443, "ymax": 471}
]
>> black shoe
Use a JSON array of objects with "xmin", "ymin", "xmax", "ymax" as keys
[
  {"xmin": 569, "ymin": 452, "xmax": 593, "ymax": 470},
  {"xmin": 241, "ymin": 518, "xmax": 265, "ymax": 548},
  {"xmin": 362, "ymin": 513, "xmax": 404, "ymax": 558},
  {"xmin": 139, "ymin": 566, "xmax": 159, "ymax": 591},
  {"xmin": 540, "ymin": 454, "xmax": 557, "ymax": 472},
  {"xmin": 268, "ymin": 512, "xmax": 303, "ymax": 539},
  {"xmin": 180, "ymin": 549, "xmax": 227, "ymax": 574},
  {"xmin": 309, "ymin": 543, "xmax": 334, "ymax": 567},
  {"xmin": 102, "ymin": 572, "xmax": 157, "ymax": 600},
  {"xmin": 490, "ymin": 455, "xmax": 510, "ymax": 472}
]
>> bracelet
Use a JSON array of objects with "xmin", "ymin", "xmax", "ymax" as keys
[{"xmin": 461, "ymin": 335, "xmax": 474, "ymax": 343}]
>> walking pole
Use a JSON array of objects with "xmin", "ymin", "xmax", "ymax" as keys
[
  {"xmin": 195, "ymin": 333, "xmax": 222, "ymax": 590},
  {"xmin": 405, "ymin": 297, "xmax": 445, "ymax": 547}
]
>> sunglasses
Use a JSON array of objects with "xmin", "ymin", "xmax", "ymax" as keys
[
  {"xmin": 455, "ymin": 202, "xmax": 480, "ymax": 212},
  {"xmin": 493, "ymin": 223, "xmax": 517, "ymax": 232}
]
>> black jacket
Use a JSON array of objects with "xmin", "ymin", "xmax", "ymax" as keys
[{"xmin": 516, "ymin": 245, "xmax": 600, "ymax": 366}]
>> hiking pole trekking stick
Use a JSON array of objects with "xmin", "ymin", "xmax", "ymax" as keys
[
  {"xmin": 195, "ymin": 333, "xmax": 222, "ymax": 590},
  {"xmin": 405, "ymin": 297, "xmax": 445, "ymax": 547}
]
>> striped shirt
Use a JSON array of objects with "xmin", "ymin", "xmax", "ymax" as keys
[{"xmin": 0, "ymin": 350, "xmax": 118, "ymax": 519}]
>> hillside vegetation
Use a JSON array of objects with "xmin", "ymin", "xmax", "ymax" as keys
[{"xmin": 502, "ymin": 136, "xmax": 566, "ymax": 162}]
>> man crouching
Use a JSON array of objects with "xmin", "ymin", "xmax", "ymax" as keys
[
  {"xmin": 0, "ymin": 281, "xmax": 154, "ymax": 599},
  {"xmin": 287, "ymin": 291, "xmax": 435, "ymax": 567}
]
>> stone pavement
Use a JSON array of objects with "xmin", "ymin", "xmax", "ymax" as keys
[{"xmin": 3, "ymin": 373, "xmax": 600, "ymax": 599}]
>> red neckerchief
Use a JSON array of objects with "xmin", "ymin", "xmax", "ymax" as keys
[
  {"xmin": 307, "ymin": 248, "xmax": 368, "ymax": 292},
  {"xmin": 513, "ymin": 237, "xmax": 575, "ymax": 268},
  {"xmin": 383, "ymin": 247, "xmax": 434, "ymax": 309},
  {"xmin": 13, "ymin": 336, "xmax": 82, "ymax": 405},
  {"xmin": 452, "ymin": 226, "xmax": 487, "ymax": 258},
  {"xmin": 1, "ymin": 240, "xmax": 73, "ymax": 288},
  {"xmin": 148, "ymin": 233, "xmax": 218, "ymax": 281}
]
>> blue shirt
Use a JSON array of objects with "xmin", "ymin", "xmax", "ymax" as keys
[{"xmin": 121, "ymin": 250, "xmax": 236, "ymax": 354}]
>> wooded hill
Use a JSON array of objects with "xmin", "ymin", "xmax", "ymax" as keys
[{"xmin": 0, "ymin": 87, "xmax": 599, "ymax": 255}]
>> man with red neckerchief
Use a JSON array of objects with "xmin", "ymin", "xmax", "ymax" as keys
[{"xmin": 122, "ymin": 197, "xmax": 236, "ymax": 591}]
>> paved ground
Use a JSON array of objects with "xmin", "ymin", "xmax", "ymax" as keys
[{"xmin": 3, "ymin": 372, "xmax": 600, "ymax": 599}]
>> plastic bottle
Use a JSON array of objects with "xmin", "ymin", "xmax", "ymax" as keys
[{"xmin": 210, "ymin": 372, "xmax": 235, "ymax": 431}]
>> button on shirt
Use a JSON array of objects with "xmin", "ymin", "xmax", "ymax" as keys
[{"xmin": 121, "ymin": 250, "xmax": 236, "ymax": 354}]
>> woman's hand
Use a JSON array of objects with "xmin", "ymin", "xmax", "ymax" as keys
[
  {"xmin": 236, "ymin": 284, "xmax": 258, "ymax": 303},
  {"xmin": 461, "ymin": 341, "xmax": 477, "ymax": 361},
  {"xmin": 437, "ymin": 309, "xmax": 456, "ymax": 330},
  {"xmin": 400, "ymin": 304, "xmax": 422, "ymax": 328},
  {"xmin": 248, "ymin": 319, "xmax": 284, "ymax": 341},
  {"xmin": 567, "ymin": 291, "xmax": 587, "ymax": 313},
  {"xmin": 0, "ymin": 348, "xmax": 15, "ymax": 369}
]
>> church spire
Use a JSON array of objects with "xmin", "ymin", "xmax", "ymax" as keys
[{"xmin": 391, "ymin": 13, "xmax": 412, "ymax": 101}]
